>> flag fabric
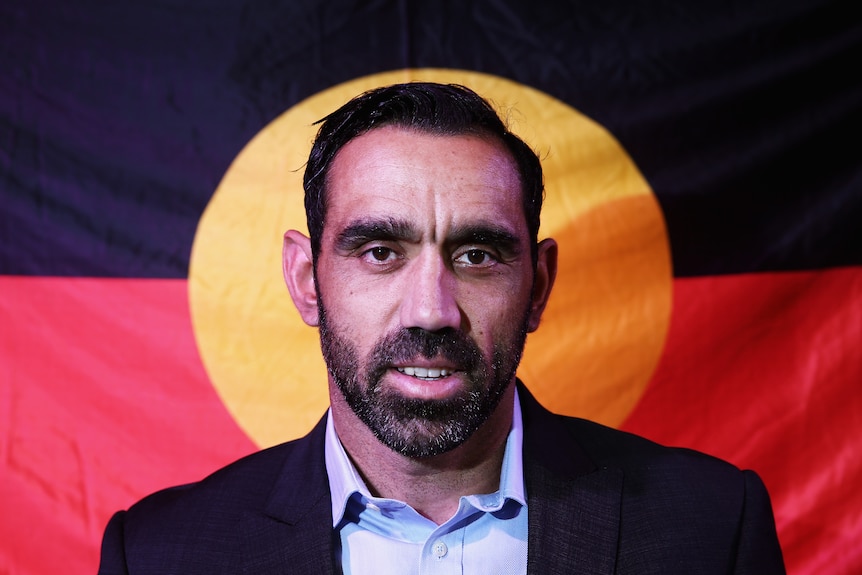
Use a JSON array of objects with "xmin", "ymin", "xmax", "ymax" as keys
[{"xmin": 2, "ymin": 1, "xmax": 860, "ymax": 573}]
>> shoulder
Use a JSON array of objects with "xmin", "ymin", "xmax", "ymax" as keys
[
  {"xmin": 563, "ymin": 414, "xmax": 740, "ymax": 477},
  {"xmin": 128, "ymin": 436, "xmax": 305, "ymax": 517},
  {"xmin": 520, "ymin": 384, "xmax": 748, "ymax": 486},
  {"xmin": 548, "ymin": 405, "xmax": 754, "ymax": 487},
  {"xmin": 522, "ymin": 398, "xmax": 785, "ymax": 572},
  {"xmin": 521, "ymin": 386, "xmax": 771, "ymax": 519},
  {"xmin": 578, "ymin": 419, "xmax": 784, "ymax": 571},
  {"xmin": 98, "ymin": 418, "xmax": 334, "ymax": 571},
  {"xmin": 111, "ymin": 418, "xmax": 328, "ymax": 552}
]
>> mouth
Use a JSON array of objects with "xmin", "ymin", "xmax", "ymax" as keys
[
  {"xmin": 395, "ymin": 366, "xmax": 455, "ymax": 380},
  {"xmin": 388, "ymin": 362, "xmax": 467, "ymax": 400}
]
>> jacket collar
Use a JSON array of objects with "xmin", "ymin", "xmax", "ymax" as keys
[{"xmin": 244, "ymin": 384, "xmax": 623, "ymax": 574}]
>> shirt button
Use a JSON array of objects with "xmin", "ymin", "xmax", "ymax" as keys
[{"xmin": 433, "ymin": 541, "xmax": 448, "ymax": 558}]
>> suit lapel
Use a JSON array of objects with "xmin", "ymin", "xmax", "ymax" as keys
[
  {"xmin": 239, "ymin": 416, "xmax": 338, "ymax": 575},
  {"xmin": 520, "ymin": 384, "xmax": 623, "ymax": 575},
  {"xmin": 230, "ymin": 388, "xmax": 623, "ymax": 574}
]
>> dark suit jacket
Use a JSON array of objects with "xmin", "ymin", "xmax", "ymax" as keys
[{"xmin": 98, "ymin": 385, "xmax": 786, "ymax": 573}]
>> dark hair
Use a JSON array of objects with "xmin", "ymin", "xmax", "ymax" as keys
[{"xmin": 303, "ymin": 82, "xmax": 544, "ymax": 261}]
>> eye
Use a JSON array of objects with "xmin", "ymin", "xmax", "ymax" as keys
[
  {"xmin": 361, "ymin": 245, "xmax": 397, "ymax": 264},
  {"xmin": 455, "ymin": 248, "xmax": 495, "ymax": 267}
]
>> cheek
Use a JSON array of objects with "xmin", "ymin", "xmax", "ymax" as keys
[
  {"xmin": 318, "ymin": 275, "xmax": 399, "ymax": 336},
  {"xmin": 462, "ymin": 287, "xmax": 532, "ymax": 336}
]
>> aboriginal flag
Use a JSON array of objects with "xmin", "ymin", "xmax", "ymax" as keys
[{"xmin": 2, "ymin": 1, "xmax": 860, "ymax": 573}]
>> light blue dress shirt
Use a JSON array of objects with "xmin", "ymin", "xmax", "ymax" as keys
[{"xmin": 324, "ymin": 389, "xmax": 528, "ymax": 575}]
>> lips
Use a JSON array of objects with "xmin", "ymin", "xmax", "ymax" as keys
[{"xmin": 395, "ymin": 366, "xmax": 454, "ymax": 379}]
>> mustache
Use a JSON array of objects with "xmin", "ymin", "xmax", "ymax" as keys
[{"xmin": 368, "ymin": 327, "xmax": 482, "ymax": 372}]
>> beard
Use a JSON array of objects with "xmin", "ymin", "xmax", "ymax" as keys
[{"xmin": 318, "ymin": 301, "xmax": 529, "ymax": 458}]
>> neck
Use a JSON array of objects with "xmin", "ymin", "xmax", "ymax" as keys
[{"xmin": 331, "ymin": 384, "xmax": 516, "ymax": 525}]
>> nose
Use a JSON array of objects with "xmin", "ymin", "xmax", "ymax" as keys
[{"xmin": 399, "ymin": 249, "xmax": 462, "ymax": 332}]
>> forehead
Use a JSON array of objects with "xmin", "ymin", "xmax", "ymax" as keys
[{"xmin": 324, "ymin": 126, "xmax": 526, "ymax": 236}]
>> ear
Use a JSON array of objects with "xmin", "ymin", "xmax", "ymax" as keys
[
  {"xmin": 526, "ymin": 238, "xmax": 558, "ymax": 333},
  {"xmin": 283, "ymin": 230, "xmax": 320, "ymax": 327}
]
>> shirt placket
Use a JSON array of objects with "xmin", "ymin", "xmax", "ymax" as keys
[{"xmin": 419, "ymin": 525, "xmax": 465, "ymax": 575}]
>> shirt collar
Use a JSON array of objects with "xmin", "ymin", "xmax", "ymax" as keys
[{"xmin": 325, "ymin": 387, "xmax": 526, "ymax": 527}]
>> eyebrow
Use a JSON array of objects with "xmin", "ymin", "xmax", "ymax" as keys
[
  {"xmin": 333, "ymin": 217, "xmax": 523, "ymax": 256},
  {"xmin": 334, "ymin": 218, "xmax": 420, "ymax": 251},
  {"xmin": 447, "ymin": 223, "xmax": 523, "ymax": 256}
]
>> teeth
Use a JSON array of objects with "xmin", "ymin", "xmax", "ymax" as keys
[{"xmin": 397, "ymin": 367, "xmax": 451, "ymax": 378}]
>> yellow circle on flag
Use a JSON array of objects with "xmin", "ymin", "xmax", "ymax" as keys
[{"xmin": 189, "ymin": 69, "xmax": 672, "ymax": 448}]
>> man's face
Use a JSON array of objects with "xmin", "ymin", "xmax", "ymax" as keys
[{"xmin": 314, "ymin": 126, "xmax": 542, "ymax": 458}]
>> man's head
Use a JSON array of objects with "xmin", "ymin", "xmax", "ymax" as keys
[
  {"xmin": 283, "ymin": 82, "xmax": 557, "ymax": 459},
  {"xmin": 303, "ymin": 82, "xmax": 545, "ymax": 263}
]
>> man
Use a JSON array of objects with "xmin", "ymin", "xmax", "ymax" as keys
[{"xmin": 98, "ymin": 82, "xmax": 786, "ymax": 573}]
